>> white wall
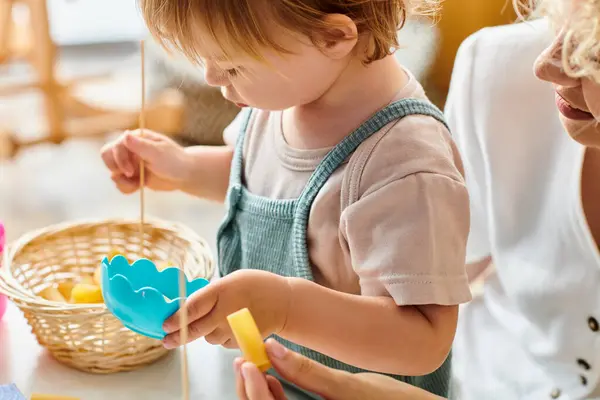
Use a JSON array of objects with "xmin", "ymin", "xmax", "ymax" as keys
[{"xmin": 47, "ymin": 0, "xmax": 147, "ymax": 45}]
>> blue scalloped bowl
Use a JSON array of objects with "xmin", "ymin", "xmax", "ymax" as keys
[{"xmin": 100, "ymin": 255, "xmax": 210, "ymax": 340}]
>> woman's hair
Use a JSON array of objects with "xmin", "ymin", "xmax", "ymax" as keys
[
  {"xmin": 139, "ymin": 0, "xmax": 440, "ymax": 65},
  {"xmin": 516, "ymin": 0, "xmax": 600, "ymax": 82}
]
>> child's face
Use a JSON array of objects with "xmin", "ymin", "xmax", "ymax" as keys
[{"xmin": 197, "ymin": 26, "xmax": 351, "ymax": 111}]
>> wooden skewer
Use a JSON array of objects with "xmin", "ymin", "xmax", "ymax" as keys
[
  {"xmin": 139, "ymin": 39, "xmax": 189, "ymax": 400},
  {"xmin": 139, "ymin": 40, "xmax": 146, "ymax": 251},
  {"xmin": 179, "ymin": 266, "xmax": 190, "ymax": 400}
]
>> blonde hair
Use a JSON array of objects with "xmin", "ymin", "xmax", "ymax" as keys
[
  {"xmin": 139, "ymin": 0, "xmax": 440, "ymax": 65},
  {"xmin": 515, "ymin": 0, "xmax": 600, "ymax": 82}
]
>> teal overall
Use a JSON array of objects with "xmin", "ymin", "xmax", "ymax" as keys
[{"xmin": 217, "ymin": 98, "xmax": 452, "ymax": 398}]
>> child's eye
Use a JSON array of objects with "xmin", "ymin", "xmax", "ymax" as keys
[{"xmin": 225, "ymin": 68, "xmax": 238, "ymax": 77}]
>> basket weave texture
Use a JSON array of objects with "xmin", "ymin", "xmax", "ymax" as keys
[{"xmin": 0, "ymin": 218, "xmax": 214, "ymax": 374}]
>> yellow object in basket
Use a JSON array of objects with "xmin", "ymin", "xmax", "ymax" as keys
[
  {"xmin": 57, "ymin": 281, "xmax": 75, "ymax": 300},
  {"xmin": 31, "ymin": 393, "xmax": 80, "ymax": 400},
  {"xmin": 69, "ymin": 283, "xmax": 104, "ymax": 304},
  {"xmin": 93, "ymin": 265, "xmax": 102, "ymax": 286},
  {"xmin": 108, "ymin": 249, "xmax": 132, "ymax": 263},
  {"xmin": 227, "ymin": 308, "xmax": 272, "ymax": 372},
  {"xmin": 39, "ymin": 286, "xmax": 67, "ymax": 303},
  {"xmin": 108, "ymin": 249, "xmax": 122, "ymax": 260},
  {"xmin": 80, "ymin": 275, "xmax": 95, "ymax": 285},
  {"xmin": 156, "ymin": 260, "xmax": 176, "ymax": 271}
]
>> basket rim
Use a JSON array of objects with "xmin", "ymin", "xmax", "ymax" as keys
[{"xmin": 0, "ymin": 216, "xmax": 214, "ymax": 310}]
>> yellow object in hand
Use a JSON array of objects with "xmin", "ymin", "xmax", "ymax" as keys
[
  {"xmin": 227, "ymin": 308, "xmax": 272, "ymax": 372},
  {"xmin": 69, "ymin": 283, "xmax": 104, "ymax": 304}
]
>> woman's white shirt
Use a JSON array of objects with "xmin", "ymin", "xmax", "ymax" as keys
[{"xmin": 447, "ymin": 18, "xmax": 600, "ymax": 400}]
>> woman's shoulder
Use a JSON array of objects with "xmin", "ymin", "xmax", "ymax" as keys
[
  {"xmin": 450, "ymin": 18, "xmax": 553, "ymax": 103},
  {"xmin": 462, "ymin": 18, "xmax": 551, "ymax": 56},
  {"xmin": 457, "ymin": 18, "xmax": 552, "ymax": 75},
  {"xmin": 446, "ymin": 18, "xmax": 560, "ymax": 150},
  {"xmin": 446, "ymin": 19, "xmax": 573, "ymax": 221}
]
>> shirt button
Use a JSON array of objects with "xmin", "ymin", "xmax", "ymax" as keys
[
  {"xmin": 588, "ymin": 317, "xmax": 599, "ymax": 332},
  {"xmin": 581, "ymin": 375, "xmax": 588, "ymax": 386},
  {"xmin": 550, "ymin": 388, "xmax": 561, "ymax": 398},
  {"xmin": 577, "ymin": 358, "xmax": 592, "ymax": 370}
]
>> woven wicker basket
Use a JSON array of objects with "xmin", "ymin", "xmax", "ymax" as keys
[{"xmin": 0, "ymin": 218, "xmax": 214, "ymax": 374}]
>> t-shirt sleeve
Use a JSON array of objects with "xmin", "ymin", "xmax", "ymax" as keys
[
  {"xmin": 340, "ymin": 172, "xmax": 472, "ymax": 306},
  {"xmin": 445, "ymin": 33, "xmax": 491, "ymax": 265},
  {"xmin": 339, "ymin": 118, "xmax": 473, "ymax": 306}
]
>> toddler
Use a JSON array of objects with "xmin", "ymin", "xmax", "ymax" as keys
[{"xmin": 101, "ymin": 0, "xmax": 472, "ymax": 397}]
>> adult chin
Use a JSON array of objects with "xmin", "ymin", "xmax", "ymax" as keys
[{"xmin": 560, "ymin": 114, "xmax": 600, "ymax": 148}]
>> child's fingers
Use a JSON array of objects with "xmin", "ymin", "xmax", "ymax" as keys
[
  {"xmin": 111, "ymin": 173, "xmax": 140, "ymax": 194},
  {"xmin": 124, "ymin": 131, "xmax": 163, "ymax": 163},
  {"xmin": 204, "ymin": 326, "xmax": 230, "ymax": 346},
  {"xmin": 242, "ymin": 362, "xmax": 275, "ymax": 400},
  {"xmin": 130, "ymin": 128, "xmax": 168, "ymax": 142},
  {"xmin": 222, "ymin": 337, "xmax": 238, "ymax": 349},
  {"xmin": 100, "ymin": 141, "xmax": 120, "ymax": 173},
  {"xmin": 163, "ymin": 284, "xmax": 218, "ymax": 334},
  {"xmin": 112, "ymin": 142, "xmax": 135, "ymax": 178},
  {"xmin": 266, "ymin": 376, "xmax": 287, "ymax": 400},
  {"xmin": 235, "ymin": 358, "xmax": 249, "ymax": 400},
  {"xmin": 162, "ymin": 316, "xmax": 220, "ymax": 348}
]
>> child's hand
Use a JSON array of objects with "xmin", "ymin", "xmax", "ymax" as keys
[
  {"xmin": 161, "ymin": 270, "xmax": 292, "ymax": 349},
  {"xmin": 100, "ymin": 130, "xmax": 192, "ymax": 194}
]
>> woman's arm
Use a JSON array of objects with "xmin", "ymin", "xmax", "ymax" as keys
[{"xmin": 236, "ymin": 338, "xmax": 447, "ymax": 400}]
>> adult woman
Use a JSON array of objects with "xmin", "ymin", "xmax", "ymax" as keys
[{"xmin": 447, "ymin": 0, "xmax": 600, "ymax": 398}]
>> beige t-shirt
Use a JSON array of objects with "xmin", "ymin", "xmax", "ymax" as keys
[{"xmin": 223, "ymin": 72, "xmax": 472, "ymax": 306}]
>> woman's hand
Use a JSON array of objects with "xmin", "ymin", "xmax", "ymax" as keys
[
  {"xmin": 235, "ymin": 357, "xmax": 287, "ymax": 400},
  {"xmin": 235, "ymin": 339, "xmax": 446, "ymax": 400},
  {"xmin": 161, "ymin": 270, "xmax": 292, "ymax": 349}
]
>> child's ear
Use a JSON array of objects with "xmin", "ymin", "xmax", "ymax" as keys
[{"xmin": 317, "ymin": 14, "xmax": 358, "ymax": 60}]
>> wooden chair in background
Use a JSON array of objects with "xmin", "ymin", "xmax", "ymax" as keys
[{"xmin": 0, "ymin": 0, "xmax": 185, "ymax": 160}]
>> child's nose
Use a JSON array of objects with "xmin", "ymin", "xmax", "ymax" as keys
[{"xmin": 204, "ymin": 62, "xmax": 229, "ymax": 87}]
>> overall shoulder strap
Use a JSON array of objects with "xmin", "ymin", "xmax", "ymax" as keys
[
  {"xmin": 298, "ymin": 98, "xmax": 447, "ymax": 203},
  {"xmin": 292, "ymin": 98, "xmax": 448, "ymax": 274},
  {"xmin": 227, "ymin": 108, "xmax": 254, "ymax": 189}
]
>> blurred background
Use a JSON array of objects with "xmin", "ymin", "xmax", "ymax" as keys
[{"xmin": 0, "ymin": 0, "xmax": 517, "ymax": 255}]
